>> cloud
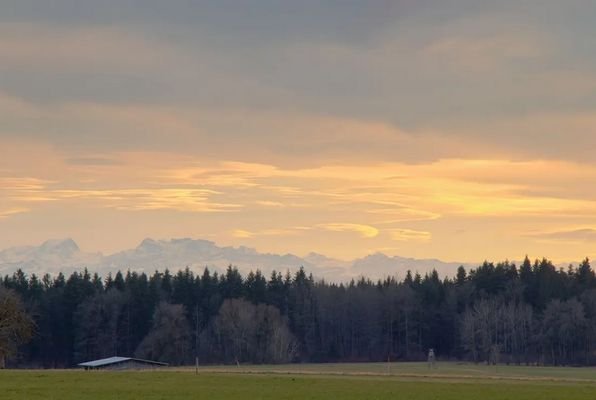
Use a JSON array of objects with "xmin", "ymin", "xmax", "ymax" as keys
[
  {"xmin": 231, "ymin": 227, "xmax": 307, "ymax": 239},
  {"xmin": 0, "ymin": 23, "xmax": 178, "ymax": 74},
  {"xmin": 255, "ymin": 200, "xmax": 286, "ymax": 208},
  {"xmin": 232, "ymin": 223, "xmax": 382, "ymax": 242},
  {"xmin": 232, "ymin": 229, "xmax": 254, "ymax": 239},
  {"xmin": 3, "ymin": 1, "xmax": 596, "ymax": 261},
  {"xmin": 421, "ymin": 31, "xmax": 547, "ymax": 72},
  {"xmin": 0, "ymin": 207, "xmax": 28, "ymax": 219},
  {"xmin": 439, "ymin": 111, "xmax": 596, "ymax": 163},
  {"xmin": 6, "ymin": 150, "xmax": 596, "ymax": 223},
  {"xmin": 3, "ymin": 4, "xmax": 596, "ymax": 162},
  {"xmin": 389, "ymin": 229, "xmax": 431, "ymax": 242},
  {"xmin": 317, "ymin": 223, "xmax": 379, "ymax": 238},
  {"xmin": 0, "ymin": 173, "xmax": 241, "ymax": 214},
  {"xmin": 0, "ymin": 176, "xmax": 50, "ymax": 191},
  {"xmin": 65, "ymin": 156, "xmax": 123, "ymax": 166},
  {"xmin": 4, "ymin": 145, "xmax": 596, "ymax": 261},
  {"xmin": 526, "ymin": 228, "xmax": 596, "ymax": 243},
  {"xmin": 367, "ymin": 206, "xmax": 441, "ymax": 223},
  {"xmin": 55, "ymin": 188, "xmax": 242, "ymax": 213}
]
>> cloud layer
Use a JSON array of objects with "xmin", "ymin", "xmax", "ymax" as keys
[{"xmin": 1, "ymin": 1, "xmax": 596, "ymax": 263}]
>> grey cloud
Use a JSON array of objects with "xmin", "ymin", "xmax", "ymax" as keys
[
  {"xmin": 0, "ymin": 71, "xmax": 166, "ymax": 105},
  {"xmin": 529, "ymin": 228, "xmax": 596, "ymax": 242},
  {"xmin": 1, "ymin": 0, "xmax": 596, "ymax": 163},
  {"xmin": 0, "ymin": 1, "xmax": 407, "ymax": 44},
  {"xmin": 65, "ymin": 156, "xmax": 123, "ymax": 166}
]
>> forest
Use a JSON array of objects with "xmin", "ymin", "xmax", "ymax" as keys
[{"xmin": 2, "ymin": 256, "xmax": 596, "ymax": 368}]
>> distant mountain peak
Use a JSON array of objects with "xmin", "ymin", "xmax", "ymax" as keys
[
  {"xmin": 0, "ymin": 237, "xmax": 472, "ymax": 281},
  {"xmin": 305, "ymin": 252, "xmax": 331, "ymax": 259},
  {"xmin": 40, "ymin": 238, "xmax": 80, "ymax": 253},
  {"xmin": 137, "ymin": 238, "xmax": 160, "ymax": 251}
]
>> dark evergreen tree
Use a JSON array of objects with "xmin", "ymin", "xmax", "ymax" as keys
[{"xmin": 6, "ymin": 255, "xmax": 596, "ymax": 367}]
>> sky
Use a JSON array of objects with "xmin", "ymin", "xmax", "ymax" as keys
[{"xmin": 1, "ymin": 1, "xmax": 596, "ymax": 263}]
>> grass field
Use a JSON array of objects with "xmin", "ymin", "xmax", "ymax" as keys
[
  {"xmin": 2, "ymin": 363, "xmax": 596, "ymax": 399},
  {"xmin": 196, "ymin": 361, "xmax": 596, "ymax": 382}
]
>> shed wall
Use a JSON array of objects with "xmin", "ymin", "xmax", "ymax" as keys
[{"xmin": 95, "ymin": 360, "xmax": 164, "ymax": 370}]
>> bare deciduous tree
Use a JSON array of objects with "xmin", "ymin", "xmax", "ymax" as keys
[
  {"xmin": 0, "ymin": 288, "xmax": 34, "ymax": 368},
  {"xmin": 202, "ymin": 298, "xmax": 297, "ymax": 364},
  {"xmin": 135, "ymin": 302, "xmax": 192, "ymax": 365}
]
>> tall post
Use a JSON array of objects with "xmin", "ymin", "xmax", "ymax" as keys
[
  {"xmin": 195, "ymin": 303, "xmax": 200, "ymax": 375},
  {"xmin": 387, "ymin": 355, "xmax": 391, "ymax": 375}
]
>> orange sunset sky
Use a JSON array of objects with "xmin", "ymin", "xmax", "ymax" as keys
[{"xmin": 1, "ymin": 1, "xmax": 596, "ymax": 263}]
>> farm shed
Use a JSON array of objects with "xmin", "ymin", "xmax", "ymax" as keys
[{"xmin": 78, "ymin": 356, "xmax": 168, "ymax": 370}]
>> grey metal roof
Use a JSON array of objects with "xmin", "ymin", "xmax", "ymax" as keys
[{"xmin": 78, "ymin": 356, "xmax": 168, "ymax": 368}]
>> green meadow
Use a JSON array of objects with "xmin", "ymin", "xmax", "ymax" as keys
[{"xmin": 2, "ymin": 363, "xmax": 596, "ymax": 400}]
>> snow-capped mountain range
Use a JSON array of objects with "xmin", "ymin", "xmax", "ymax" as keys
[{"xmin": 0, "ymin": 238, "xmax": 469, "ymax": 281}]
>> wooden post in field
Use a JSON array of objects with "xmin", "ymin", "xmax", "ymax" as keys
[
  {"xmin": 428, "ymin": 348, "xmax": 436, "ymax": 369},
  {"xmin": 387, "ymin": 355, "xmax": 391, "ymax": 375},
  {"xmin": 195, "ymin": 304, "xmax": 200, "ymax": 375}
]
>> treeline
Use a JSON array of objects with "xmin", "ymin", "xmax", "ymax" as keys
[{"xmin": 3, "ymin": 256, "xmax": 596, "ymax": 367}]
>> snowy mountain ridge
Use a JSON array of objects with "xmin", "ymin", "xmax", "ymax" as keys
[{"xmin": 0, "ymin": 238, "xmax": 469, "ymax": 280}]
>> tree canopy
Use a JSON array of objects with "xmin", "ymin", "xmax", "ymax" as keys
[{"xmin": 3, "ymin": 258, "xmax": 596, "ymax": 367}]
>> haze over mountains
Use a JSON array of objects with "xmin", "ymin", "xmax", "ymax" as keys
[{"xmin": 0, "ymin": 238, "xmax": 470, "ymax": 280}]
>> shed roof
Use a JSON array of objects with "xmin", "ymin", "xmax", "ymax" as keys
[{"xmin": 78, "ymin": 356, "xmax": 168, "ymax": 368}]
